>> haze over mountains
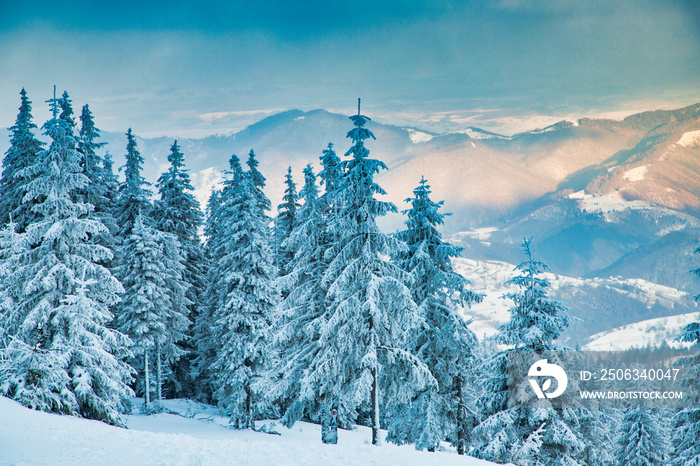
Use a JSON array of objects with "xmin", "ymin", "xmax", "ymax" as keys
[{"xmin": 3, "ymin": 102, "xmax": 700, "ymax": 345}]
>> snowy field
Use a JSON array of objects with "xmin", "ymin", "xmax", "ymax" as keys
[{"xmin": 0, "ymin": 396, "xmax": 500, "ymax": 466}]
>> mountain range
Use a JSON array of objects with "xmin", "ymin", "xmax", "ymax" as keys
[{"xmin": 2, "ymin": 103, "xmax": 700, "ymax": 345}]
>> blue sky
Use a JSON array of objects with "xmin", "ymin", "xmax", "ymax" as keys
[{"xmin": 1, "ymin": 0, "xmax": 699, "ymax": 137}]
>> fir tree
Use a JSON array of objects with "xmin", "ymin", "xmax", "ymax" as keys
[
  {"xmin": 116, "ymin": 215, "xmax": 190, "ymax": 409},
  {"xmin": 315, "ymin": 100, "xmax": 432, "ymax": 445},
  {"xmin": 58, "ymin": 91, "xmax": 77, "ymax": 137},
  {"xmin": 77, "ymin": 105, "xmax": 106, "ymax": 207},
  {"xmin": 264, "ymin": 164, "xmax": 330, "ymax": 427},
  {"xmin": 77, "ymin": 104, "xmax": 117, "ymax": 256},
  {"xmin": 98, "ymin": 151, "xmax": 120, "ymax": 222},
  {"xmin": 614, "ymin": 408, "xmax": 668, "ymax": 466},
  {"xmin": 0, "ymin": 91, "xmax": 133, "ymax": 426},
  {"xmin": 274, "ymin": 166, "xmax": 299, "ymax": 276},
  {"xmin": 472, "ymin": 238, "xmax": 585, "ymax": 465},
  {"xmin": 0, "ymin": 88, "xmax": 44, "ymax": 232},
  {"xmin": 154, "ymin": 141, "xmax": 204, "ymax": 245},
  {"xmin": 246, "ymin": 149, "xmax": 271, "ymax": 214},
  {"xmin": 102, "ymin": 152, "xmax": 119, "ymax": 202},
  {"xmin": 153, "ymin": 140, "xmax": 204, "ymax": 397},
  {"xmin": 192, "ymin": 154, "xmax": 241, "ymax": 403},
  {"xmin": 0, "ymin": 219, "xmax": 26, "ymax": 346},
  {"xmin": 115, "ymin": 128, "xmax": 152, "ymax": 239},
  {"xmin": 670, "ymin": 250, "xmax": 700, "ymax": 465},
  {"xmin": 388, "ymin": 176, "xmax": 482, "ymax": 453},
  {"xmin": 207, "ymin": 164, "xmax": 277, "ymax": 428},
  {"xmin": 318, "ymin": 142, "xmax": 341, "ymax": 198}
]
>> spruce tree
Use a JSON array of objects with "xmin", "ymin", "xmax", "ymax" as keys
[
  {"xmin": 58, "ymin": 91, "xmax": 77, "ymax": 137},
  {"xmin": 0, "ymin": 219, "xmax": 26, "ymax": 346},
  {"xmin": 77, "ymin": 105, "xmax": 106, "ymax": 208},
  {"xmin": 318, "ymin": 142, "xmax": 341, "ymax": 199},
  {"xmin": 0, "ymin": 91, "xmax": 133, "ymax": 426},
  {"xmin": 274, "ymin": 166, "xmax": 299, "ymax": 277},
  {"xmin": 246, "ymin": 149, "xmax": 271, "ymax": 214},
  {"xmin": 0, "ymin": 88, "xmax": 44, "ymax": 231},
  {"xmin": 77, "ymin": 104, "xmax": 117, "ymax": 255},
  {"xmin": 207, "ymin": 162, "xmax": 277, "ymax": 428},
  {"xmin": 154, "ymin": 141, "xmax": 204, "ymax": 246},
  {"xmin": 614, "ymin": 408, "xmax": 668, "ymax": 466},
  {"xmin": 265, "ymin": 164, "xmax": 330, "ymax": 427},
  {"xmin": 102, "ymin": 152, "xmax": 119, "ymax": 204},
  {"xmin": 670, "ymin": 251, "xmax": 700, "ymax": 465},
  {"xmin": 315, "ymin": 100, "xmax": 432, "ymax": 445},
  {"xmin": 192, "ymin": 155, "xmax": 240, "ymax": 403},
  {"xmin": 153, "ymin": 141, "xmax": 205, "ymax": 397},
  {"xmin": 116, "ymin": 215, "xmax": 190, "ymax": 409},
  {"xmin": 388, "ymin": 176, "xmax": 482, "ymax": 453},
  {"xmin": 472, "ymin": 238, "xmax": 585, "ymax": 465},
  {"xmin": 115, "ymin": 128, "xmax": 152, "ymax": 239}
]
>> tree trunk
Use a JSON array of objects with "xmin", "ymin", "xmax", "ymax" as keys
[
  {"xmin": 457, "ymin": 376, "xmax": 466, "ymax": 455},
  {"xmin": 156, "ymin": 340, "xmax": 162, "ymax": 401},
  {"xmin": 245, "ymin": 385, "xmax": 253, "ymax": 430},
  {"xmin": 371, "ymin": 366, "xmax": 381, "ymax": 445},
  {"xmin": 321, "ymin": 401, "xmax": 339, "ymax": 444},
  {"xmin": 144, "ymin": 351, "xmax": 150, "ymax": 409}
]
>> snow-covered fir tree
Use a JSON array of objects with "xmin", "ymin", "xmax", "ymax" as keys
[
  {"xmin": 274, "ymin": 166, "xmax": 299, "ymax": 277},
  {"xmin": 670, "ymin": 253, "xmax": 700, "ymax": 465},
  {"xmin": 313, "ymin": 100, "xmax": 433, "ymax": 445},
  {"xmin": 76, "ymin": 104, "xmax": 117, "ymax": 255},
  {"xmin": 0, "ymin": 88, "xmax": 44, "ymax": 232},
  {"xmin": 114, "ymin": 128, "xmax": 152, "ymax": 239},
  {"xmin": 116, "ymin": 214, "xmax": 190, "ymax": 408},
  {"xmin": 77, "ymin": 105, "xmax": 106, "ymax": 209},
  {"xmin": 265, "ymin": 164, "xmax": 330, "ymax": 427},
  {"xmin": 472, "ymin": 238, "xmax": 585, "ymax": 465},
  {"xmin": 58, "ymin": 91, "xmax": 77, "ymax": 137},
  {"xmin": 246, "ymin": 149, "xmax": 271, "ymax": 214},
  {"xmin": 0, "ymin": 91, "xmax": 133, "ymax": 426},
  {"xmin": 614, "ymin": 408, "xmax": 668, "ymax": 466},
  {"xmin": 101, "ymin": 151, "xmax": 120, "ymax": 213},
  {"xmin": 192, "ymin": 155, "xmax": 238, "ymax": 403},
  {"xmin": 154, "ymin": 141, "xmax": 204, "ymax": 248},
  {"xmin": 388, "ymin": 176, "xmax": 482, "ymax": 453},
  {"xmin": 497, "ymin": 239, "xmax": 576, "ymax": 352},
  {"xmin": 153, "ymin": 140, "xmax": 205, "ymax": 397},
  {"xmin": 318, "ymin": 142, "xmax": 341, "ymax": 199},
  {"xmin": 204, "ymin": 155, "xmax": 277, "ymax": 428},
  {"xmin": 0, "ymin": 219, "xmax": 25, "ymax": 346},
  {"xmin": 78, "ymin": 104, "xmax": 104, "ymax": 176}
]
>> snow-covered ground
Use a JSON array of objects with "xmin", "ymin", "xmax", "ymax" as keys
[
  {"xmin": 584, "ymin": 311, "xmax": 699, "ymax": 351},
  {"xmin": 452, "ymin": 257, "xmax": 694, "ymax": 344},
  {"xmin": 0, "ymin": 396, "xmax": 500, "ymax": 466},
  {"xmin": 452, "ymin": 258, "xmax": 517, "ymax": 339},
  {"xmin": 568, "ymin": 190, "xmax": 652, "ymax": 216},
  {"xmin": 677, "ymin": 130, "xmax": 700, "ymax": 148}
]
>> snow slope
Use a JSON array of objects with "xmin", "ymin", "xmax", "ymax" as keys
[
  {"xmin": 0, "ymin": 396, "xmax": 500, "ymax": 466},
  {"xmin": 584, "ymin": 311, "xmax": 699, "ymax": 351},
  {"xmin": 453, "ymin": 257, "xmax": 694, "ymax": 344}
]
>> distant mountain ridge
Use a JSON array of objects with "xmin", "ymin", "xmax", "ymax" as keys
[
  {"xmin": 3, "ymin": 102, "xmax": 700, "ymax": 345},
  {"xmin": 2, "ymin": 102, "xmax": 700, "ymax": 274},
  {"xmin": 3, "ymin": 103, "xmax": 700, "ymax": 226}
]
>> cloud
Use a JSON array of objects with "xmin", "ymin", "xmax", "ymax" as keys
[
  {"xmin": 1, "ymin": 1, "xmax": 698, "ymax": 139},
  {"xmin": 186, "ymin": 109, "xmax": 287, "ymax": 123}
]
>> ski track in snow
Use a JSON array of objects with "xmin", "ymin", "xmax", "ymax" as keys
[{"xmin": 0, "ymin": 396, "xmax": 500, "ymax": 466}]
